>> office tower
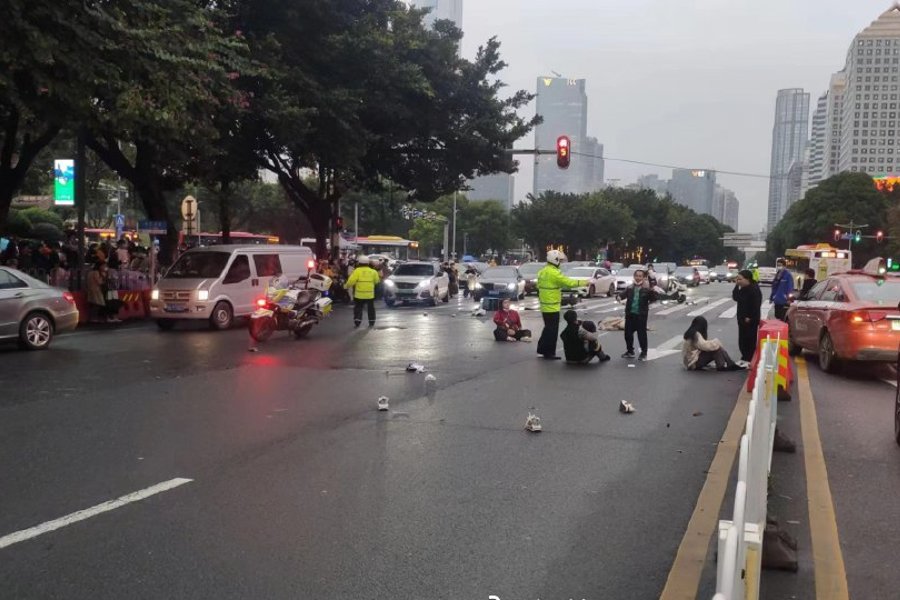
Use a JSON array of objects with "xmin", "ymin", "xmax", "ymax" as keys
[
  {"xmin": 410, "ymin": 0, "xmax": 463, "ymax": 29},
  {"xmin": 766, "ymin": 89, "xmax": 810, "ymax": 231},
  {"xmin": 637, "ymin": 174, "xmax": 669, "ymax": 197},
  {"xmin": 723, "ymin": 193, "xmax": 740, "ymax": 231},
  {"xmin": 838, "ymin": 5, "xmax": 900, "ymax": 176},
  {"xmin": 533, "ymin": 76, "xmax": 590, "ymax": 196},
  {"xmin": 668, "ymin": 169, "xmax": 717, "ymax": 216},
  {"xmin": 807, "ymin": 92, "xmax": 829, "ymax": 188},
  {"xmin": 580, "ymin": 137, "xmax": 605, "ymax": 192},
  {"xmin": 825, "ymin": 72, "xmax": 847, "ymax": 179},
  {"xmin": 466, "ymin": 173, "xmax": 515, "ymax": 211}
]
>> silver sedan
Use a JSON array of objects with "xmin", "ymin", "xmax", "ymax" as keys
[{"xmin": 0, "ymin": 267, "xmax": 79, "ymax": 350}]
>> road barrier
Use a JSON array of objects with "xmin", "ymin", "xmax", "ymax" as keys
[{"xmin": 713, "ymin": 336, "xmax": 780, "ymax": 600}]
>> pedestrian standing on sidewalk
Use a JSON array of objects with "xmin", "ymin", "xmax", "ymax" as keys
[
  {"xmin": 344, "ymin": 255, "xmax": 381, "ymax": 328},
  {"xmin": 769, "ymin": 258, "xmax": 794, "ymax": 321},
  {"xmin": 733, "ymin": 269, "xmax": 762, "ymax": 364},
  {"xmin": 621, "ymin": 269, "xmax": 657, "ymax": 361},
  {"xmin": 536, "ymin": 250, "xmax": 588, "ymax": 360}
]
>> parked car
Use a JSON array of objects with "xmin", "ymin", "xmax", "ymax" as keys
[
  {"xmin": 672, "ymin": 266, "xmax": 701, "ymax": 287},
  {"xmin": 562, "ymin": 266, "xmax": 617, "ymax": 298},
  {"xmin": 383, "ymin": 262, "xmax": 450, "ymax": 307},
  {"xmin": 150, "ymin": 245, "xmax": 316, "ymax": 330},
  {"xmin": 474, "ymin": 266, "xmax": 525, "ymax": 301},
  {"xmin": 757, "ymin": 267, "xmax": 777, "ymax": 285},
  {"xmin": 695, "ymin": 266, "xmax": 712, "ymax": 284},
  {"xmin": 518, "ymin": 262, "xmax": 543, "ymax": 295},
  {"xmin": 0, "ymin": 266, "xmax": 79, "ymax": 350},
  {"xmin": 614, "ymin": 267, "xmax": 638, "ymax": 292},
  {"xmin": 712, "ymin": 265, "xmax": 737, "ymax": 283},
  {"xmin": 608, "ymin": 262, "xmax": 624, "ymax": 274},
  {"xmin": 787, "ymin": 269, "xmax": 900, "ymax": 372}
]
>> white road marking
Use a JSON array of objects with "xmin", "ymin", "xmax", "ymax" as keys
[
  {"xmin": 656, "ymin": 301, "xmax": 696, "ymax": 316},
  {"xmin": 658, "ymin": 335, "xmax": 686, "ymax": 351},
  {"xmin": 642, "ymin": 348, "xmax": 681, "ymax": 361},
  {"xmin": 686, "ymin": 297, "xmax": 731, "ymax": 317},
  {"xmin": 0, "ymin": 478, "xmax": 193, "ymax": 550},
  {"xmin": 719, "ymin": 305, "xmax": 737, "ymax": 319},
  {"xmin": 883, "ymin": 379, "xmax": 898, "ymax": 388}
]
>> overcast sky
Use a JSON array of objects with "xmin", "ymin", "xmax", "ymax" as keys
[{"xmin": 460, "ymin": 0, "xmax": 899, "ymax": 233}]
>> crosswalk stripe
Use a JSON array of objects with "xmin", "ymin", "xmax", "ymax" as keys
[
  {"xmin": 686, "ymin": 297, "xmax": 731, "ymax": 317},
  {"xmin": 656, "ymin": 298, "xmax": 707, "ymax": 316},
  {"xmin": 719, "ymin": 305, "xmax": 737, "ymax": 319},
  {"xmin": 658, "ymin": 335, "xmax": 685, "ymax": 351}
]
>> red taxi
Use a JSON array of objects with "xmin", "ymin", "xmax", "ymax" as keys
[{"xmin": 786, "ymin": 259, "xmax": 900, "ymax": 373}]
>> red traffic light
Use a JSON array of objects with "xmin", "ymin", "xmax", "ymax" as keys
[
  {"xmin": 335, "ymin": 216, "xmax": 344, "ymax": 230},
  {"xmin": 556, "ymin": 135, "xmax": 571, "ymax": 169},
  {"xmin": 833, "ymin": 229, "xmax": 841, "ymax": 242},
  {"xmin": 877, "ymin": 230, "xmax": 885, "ymax": 243}
]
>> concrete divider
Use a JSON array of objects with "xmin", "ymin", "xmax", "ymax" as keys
[{"xmin": 714, "ymin": 337, "xmax": 780, "ymax": 599}]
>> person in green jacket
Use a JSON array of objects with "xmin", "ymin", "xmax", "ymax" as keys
[
  {"xmin": 345, "ymin": 255, "xmax": 381, "ymax": 327},
  {"xmin": 536, "ymin": 250, "xmax": 589, "ymax": 360}
]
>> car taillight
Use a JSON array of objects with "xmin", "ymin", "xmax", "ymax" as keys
[
  {"xmin": 256, "ymin": 298, "xmax": 267, "ymax": 308},
  {"xmin": 63, "ymin": 292, "xmax": 75, "ymax": 304},
  {"xmin": 849, "ymin": 311, "xmax": 877, "ymax": 323},
  {"xmin": 307, "ymin": 260, "xmax": 315, "ymax": 270}
]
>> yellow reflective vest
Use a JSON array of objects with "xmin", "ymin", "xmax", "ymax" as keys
[
  {"xmin": 537, "ymin": 265, "xmax": 583, "ymax": 313},
  {"xmin": 345, "ymin": 266, "xmax": 380, "ymax": 300}
]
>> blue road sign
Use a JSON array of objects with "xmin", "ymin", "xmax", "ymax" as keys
[{"xmin": 138, "ymin": 220, "xmax": 167, "ymax": 231}]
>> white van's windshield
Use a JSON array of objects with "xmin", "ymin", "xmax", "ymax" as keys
[{"xmin": 167, "ymin": 252, "xmax": 230, "ymax": 279}]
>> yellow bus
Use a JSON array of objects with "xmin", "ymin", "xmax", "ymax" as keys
[{"xmin": 783, "ymin": 244, "xmax": 852, "ymax": 282}]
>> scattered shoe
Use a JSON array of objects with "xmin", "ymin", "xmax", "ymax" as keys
[
  {"xmin": 406, "ymin": 363, "xmax": 426, "ymax": 373},
  {"xmin": 524, "ymin": 411, "xmax": 542, "ymax": 432},
  {"xmin": 520, "ymin": 336, "xmax": 532, "ymax": 342},
  {"xmin": 622, "ymin": 351, "xmax": 636, "ymax": 359},
  {"xmin": 377, "ymin": 396, "xmax": 390, "ymax": 411},
  {"xmin": 619, "ymin": 400, "xmax": 636, "ymax": 414}
]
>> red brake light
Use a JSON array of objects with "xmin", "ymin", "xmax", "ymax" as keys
[
  {"xmin": 849, "ymin": 311, "xmax": 879, "ymax": 323},
  {"xmin": 307, "ymin": 260, "xmax": 315, "ymax": 270},
  {"xmin": 256, "ymin": 298, "xmax": 267, "ymax": 307},
  {"xmin": 63, "ymin": 292, "xmax": 75, "ymax": 304}
]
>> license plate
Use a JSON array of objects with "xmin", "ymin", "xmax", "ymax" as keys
[
  {"xmin": 488, "ymin": 291, "xmax": 500, "ymax": 297},
  {"xmin": 892, "ymin": 320, "xmax": 900, "ymax": 331},
  {"xmin": 165, "ymin": 303, "xmax": 188, "ymax": 313},
  {"xmin": 397, "ymin": 290, "xmax": 414, "ymax": 296}
]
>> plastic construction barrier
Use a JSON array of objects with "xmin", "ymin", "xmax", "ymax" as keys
[
  {"xmin": 746, "ymin": 320, "xmax": 793, "ymax": 393},
  {"xmin": 115, "ymin": 290, "xmax": 150, "ymax": 320}
]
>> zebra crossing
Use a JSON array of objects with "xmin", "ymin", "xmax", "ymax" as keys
[{"xmin": 478, "ymin": 294, "xmax": 775, "ymax": 321}]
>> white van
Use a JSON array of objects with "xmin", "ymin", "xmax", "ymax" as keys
[{"xmin": 149, "ymin": 245, "xmax": 315, "ymax": 330}]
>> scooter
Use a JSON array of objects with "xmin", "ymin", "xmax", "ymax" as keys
[
  {"xmin": 249, "ymin": 273, "xmax": 333, "ymax": 342},
  {"xmin": 656, "ymin": 279, "xmax": 687, "ymax": 304}
]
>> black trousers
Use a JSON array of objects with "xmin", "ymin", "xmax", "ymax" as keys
[
  {"xmin": 537, "ymin": 312, "xmax": 560, "ymax": 357},
  {"xmin": 693, "ymin": 348, "xmax": 737, "ymax": 370},
  {"xmin": 494, "ymin": 327, "xmax": 532, "ymax": 341},
  {"xmin": 773, "ymin": 304, "xmax": 788, "ymax": 321},
  {"xmin": 624, "ymin": 312, "xmax": 648, "ymax": 354},
  {"xmin": 354, "ymin": 299, "xmax": 376, "ymax": 325},
  {"xmin": 738, "ymin": 318, "xmax": 760, "ymax": 361}
]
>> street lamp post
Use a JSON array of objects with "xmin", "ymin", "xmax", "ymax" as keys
[{"xmin": 451, "ymin": 191, "xmax": 458, "ymax": 260}]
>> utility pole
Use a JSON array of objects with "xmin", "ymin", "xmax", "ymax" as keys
[
  {"xmin": 451, "ymin": 191, "xmax": 458, "ymax": 260},
  {"xmin": 834, "ymin": 221, "xmax": 869, "ymax": 255}
]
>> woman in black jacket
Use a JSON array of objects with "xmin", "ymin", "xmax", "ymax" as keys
[{"xmin": 732, "ymin": 269, "xmax": 763, "ymax": 362}]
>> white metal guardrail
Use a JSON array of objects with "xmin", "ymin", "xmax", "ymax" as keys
[{"xmin": 713, "ymin": 337, "xmax": 780, "ymax": 600}]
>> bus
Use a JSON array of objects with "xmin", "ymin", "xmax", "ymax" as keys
[
  {"xmin": 355, "ymin": 236, "xmax": 419, "ymax": 261},
  {"xmin": 80, "ymin": 228, "xmax": 278, "ymax": 247},
  {"xmin": 783, "ymin": 244, "xmax": 852, "ymax": 283}
]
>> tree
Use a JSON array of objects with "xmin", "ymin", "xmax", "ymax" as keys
[
  {"xmin": 240, "ymin": 0, "xmax": 538, "ymax": 257},
  {"xmin": 767, "ymin": 172, "xmax": 888, "ymax": 266},
  {"xmin": 408, "ymin": 218, "xmax": 446, "ymax": 258}
]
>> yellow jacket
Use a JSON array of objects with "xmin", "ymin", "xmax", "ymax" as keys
[
  {"xmin": 537, "ymin": 265, "xmax": 583, "ymax": 313},
  {"xmin": 345, "ymin": 266, "xmax": 380, "ymax": 300}
]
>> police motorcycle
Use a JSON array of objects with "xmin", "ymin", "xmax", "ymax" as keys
[{"xmin": 249, "ymin": 272, "xmax": 333, "ymax": 342}]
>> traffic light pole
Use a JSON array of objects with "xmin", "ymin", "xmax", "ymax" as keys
[{"xmin": 834, "ymin": 221, "xmax": 869, "ymax": 254}]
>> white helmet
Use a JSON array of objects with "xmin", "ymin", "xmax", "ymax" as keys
[
  {"xmin": 546, "ymin": 249, "xmax": 567, "ymax": 267},
  {"xmin": 369, "ymin": 256, "xmax": 381, "ymax": 267},
  {"xmin": 356, "ymin": 255, "xmax": 368, "ymax": 264}
]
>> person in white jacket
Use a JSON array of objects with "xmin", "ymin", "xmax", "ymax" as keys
[{"xmin": 681, "ymin": 316, "xmax": 745, "ymax": 371}]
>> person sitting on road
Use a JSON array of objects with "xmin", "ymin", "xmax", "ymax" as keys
[
  {"xmin": 682, "ymin": 316, "xmax": 744, "ymax": 371},
  {"xmin": 492, "ymin": 297, "xmax": 531, "ymax": 342},
  {"xmin": 561, "ymin": 309, "xmax": 611, "ymax": 364}
]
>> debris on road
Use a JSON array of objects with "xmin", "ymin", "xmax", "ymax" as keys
[
  {"xmin": 524, "ymin": 410, "xmax": 543, "ymax": 432},
  {"xmin": 424, "ymin": 373, "xmax": 436, "ymax": 383},
  {"xmin": 248, "ymin": 347, "xmax": 259, "ymax": 353},
  {"xmin": 377, "ymin": 396, "xmax": 390, "ymax": 411},
  {"xmin": 627, "ymin": 364, "xmax": 636, "ymax": 368},
  {"xmin": 406, "ymin": 363, "xmax": 426, "ymax": 373},
  {"xmin": 692, "ymin": 411, "xmax": 703, "ymax": 417},
  {"xmin": 619, "ymin": 400, "xmax": 636, "ymax": 414}
]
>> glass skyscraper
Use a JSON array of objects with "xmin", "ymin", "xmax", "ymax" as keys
[
  {"xmin": 533, "ymin": 77, "xmax": 592, "ymax": 196},
  {"xmin": 766, "ymin": 89, "xmax": 810, "ymax": 232}
]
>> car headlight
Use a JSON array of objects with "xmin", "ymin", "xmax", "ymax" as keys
[
  {"xmin": 384, "ymin": 280, "xmax": 395, "ymax": 288},
  {"xmin": 416, "ymin": 280, "xmax": 429, "ymax": 289},
  {"xmin": 151, "ymin": 289, "xmax": 159, "ymax": 300},
  {"xmin": 197, "ymin": 290, "xmax": 209, "ymax": 301},
  {"xmin": 507, "ymin": 283, "xmax": 516, "ymax": 290}
]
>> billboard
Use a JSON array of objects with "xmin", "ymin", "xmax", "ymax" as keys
[{"xmin": 53, "ymin": 159, "xmax": 75, "ymax": 206}]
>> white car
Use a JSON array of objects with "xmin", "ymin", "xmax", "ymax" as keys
[
  {"xmin": 562, "ymin": 266, "xmax": 618, "ymax": 297},
  {"xmin": 757, "ymin": 267, "xmax": 777, "ymax": 285},
  {"xmin": 614, "ymin": 267, "xmax": 638, "ymax": 292},
  {"xmin": 696, "ymin": 266, "xmax": 712, "ymax": 284},
  {"xmin": 383, "ymin": 262, "xmax": 450, "ymax": 307}
]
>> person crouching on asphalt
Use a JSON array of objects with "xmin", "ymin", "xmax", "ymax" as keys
[
  {"xmin": 622, "ymin": 269, "xmax": 656, "ymax": 361},
  {"xmin": 770, "ymin": 258, "xmax": 794, "ymax": 321},
  {"xmin": 561, "ymin": 309, "xmax": 610, "ymax": 364},
  {"xmin": 536, "ymin": 250, "xmax": 590, "ymax": 360},
  {"xmin": 682, "ymin": 316, "xmax": 744, "ymax": 371},
  {"xmin": 492, "ymin": 297, "xmax": 531, "ymax": 342},
  {"xmin": 344, "ymin": 255, "xmax": 381, "ymax": 328}
]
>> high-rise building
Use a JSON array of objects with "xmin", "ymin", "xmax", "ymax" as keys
[
  {"xmin": 580, "ymin": 137, "xmax": 605, "ymax": 192},
  {"xmin": 723, "ymin": 193, "xmax": 740, "ymax": 231},
  {"xmin": 637, "ymin": 174, "xmax": 669, "ymax": 197},
  {"xmin": 786, "ymin": 158, "xmax": 808, "ymax": 211},
  {"xmin": 825, "ymin": 72, "xmax": 847, "ymax": 179},
  {"xmin": 465, "ymin": 173, "xmax": 515, "ymax": 211},
  {"xmin": 668, "ymin": 169, "xmax": 717, "ymax": 215},
  {"xmin": 410, "ymin": 0, "xmax": 463, "ymax": 29},
  {"xmin": 766, "ymin": 89, "xmax": 810, "ymax": 231},
  {"xmin": 533, "ymin": 76, "xmax": 590, "ymax": 196},
  {"xmin": 838, "ymin": 5, "xmax": 900, "ymax": 176},
  {"xmin": 807, "ymin": 92, "xmax": 829, "ymax": 188}
]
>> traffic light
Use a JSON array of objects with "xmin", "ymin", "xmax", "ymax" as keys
[
  {"xmin": 335, "ymin": 216, "xmax": 344, "ymax": 230},
  {"xmin": 855, "ymin": 230, "xmax": 862, "ymax": 243},
  {"xmin": 556, "ymin": 135, "xmax": 571, "ymax": 169},
  {"xmin": 877, "ymin": 230, "xmax": 885, "ymax": 243},
  {"xmin": 833, "ymin": 228, "xmax": 841, "ymax": 242}
]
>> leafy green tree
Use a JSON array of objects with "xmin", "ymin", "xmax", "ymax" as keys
[
  {"xmin": 1, "ymin": 209, "xmax": 31, "ymax": 237},
  {"xmin": 408, "ymin": 218, "xmax": 446, "ymax": 258},
  {"xmin": 767, "ymin": 172, "xmax": 888, "ymax": 267},
  {"xmin": 18, "ymin": 207, "xmax": 63, "ymax": 230},
  {"xmin": 457, "ymin": 200, "xmax": 513, "ymax": 256}
]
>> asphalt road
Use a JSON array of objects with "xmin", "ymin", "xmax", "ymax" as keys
[{"xmin": 0, "ymin": 283, "xmax": 767, "ymax": 599}]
